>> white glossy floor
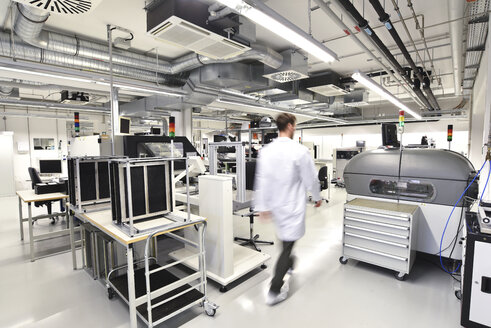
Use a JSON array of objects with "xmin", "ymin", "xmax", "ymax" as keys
[{"xmin": 0, "ymin": 188, "xmax": 462, "ymax": 328}]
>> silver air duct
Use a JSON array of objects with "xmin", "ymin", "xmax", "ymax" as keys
[{"xmin": 12, "ymin": 3, "xmax": 282, "ymax": 78}]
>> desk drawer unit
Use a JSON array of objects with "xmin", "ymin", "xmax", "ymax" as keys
[{"xmin": 340, "ymin": 199, "xmax": 419, "ymax": 280}]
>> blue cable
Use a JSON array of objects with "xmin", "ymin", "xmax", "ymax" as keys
[{"xmin": 439, "ymin": 160, "xmax": 487, "ymax": 274}]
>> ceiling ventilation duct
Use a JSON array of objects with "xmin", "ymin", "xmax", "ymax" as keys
[
  {"xmin": 14, "ymin": 0, "xmax": 103, "ymax": 14},
  {"xmin": 299, "ymin": 71, "xmax": 348, "ymax": 97},
  {"xmin": 196, "ymin": 62, "xmax": 268, "ymax": 91},
  {"xmin": 0, "ymin": 86, "xmax": 20, "ymax": 99},
  {"xmin": 263, "ymin": 50, "xmax": 309, "ymax": 83},
  {"xmin": 147, "ymin": 0, "xmax": 251, "ymax": 59},
  {"xmin": 343, "ymin": 90, "xmax": 369, "ymax": 107}
]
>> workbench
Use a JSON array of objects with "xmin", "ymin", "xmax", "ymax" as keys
[
  {"xmin": 71, "ymin": 208, "xmax": 217, "ymax": 327},
  {"xmin": 17, "ymin": 190, "xmax": 74, "ymax": 262}
]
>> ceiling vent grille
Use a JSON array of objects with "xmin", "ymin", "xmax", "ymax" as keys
[
  {"xmin": 263, "ymin": 50, "xmax": 309, "ymax": 83},
  {"xmin": 307, "ymin": 84, "xmax": 348, "ymax": 97},
  {"xmin": 148, "ymin": 16, "xmax": 249, "ymax": 59},
  {"xmin": 263, "ymin": 70, "xmax": 309, "ymax": 83},
  {"xmin": 16, "ymin": 0, "xmax": 99, "ymax": 14}
]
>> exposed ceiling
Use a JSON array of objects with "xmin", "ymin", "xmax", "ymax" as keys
[{"xmin": 0, "ymin": 0, "xmax": 485, "ymax": 127}]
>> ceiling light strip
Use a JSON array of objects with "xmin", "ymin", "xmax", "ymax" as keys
[
  {"xmin": 216, "ymin": 98, "xmax": 346, "ymax": 124},
  {"xmin": 352, "ymin": 71, "xmax": 422, "ymax": 120},
  {"xmin": 216, "ymin": 0, "xmax": 337, "ymax": 63}
]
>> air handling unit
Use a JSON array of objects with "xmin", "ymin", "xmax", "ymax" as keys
[{"xmin": 146, "ymin": 0, "xmax": 250, "ymax": 59}]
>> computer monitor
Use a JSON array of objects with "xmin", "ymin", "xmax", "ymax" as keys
[
  {"xmin": 151, "ymin": 127, "xmax": 161, "ymax": 135},
  {"xmin": 120, "ymin": 117, "xmax": 131, "ymax": 134},
  {"xmin": 39, "ymin": 159, "xmax": 62, "ymax": 174},
  {"xmin": 382, "ymin": 123, "xmax": 400, "ymax": 147}
]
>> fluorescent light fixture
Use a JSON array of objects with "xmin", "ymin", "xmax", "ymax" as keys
[
  {"xmin": 111, "ymin": 84, "xmax": 184, "ymax": 97},
  {"xmin": 216, "ymin": 98, "xmax": 346, "ymax": 124},
  {"xmin": 352, "ymin": 71, "xmax": 422, "ymax": 120},
  {"xmin": 0, "ymin": 66, "xmax": 184, "ymax": 98},
  {"xmin": 216, "ymin": 0, "xmax": 337, "ymax": 63},
  {"xmin": 0, "ymin": 66, "xmax": 94, "ymax": 83}
]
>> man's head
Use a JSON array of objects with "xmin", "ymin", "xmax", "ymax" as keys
[{"xmin": 276, "ymin": 113, "xmax": 297, "ymax": 139}]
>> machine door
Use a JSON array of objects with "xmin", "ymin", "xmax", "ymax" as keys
[{"xmin": 469, "ymin": 241, "xmax": 491, "ymax": 326}]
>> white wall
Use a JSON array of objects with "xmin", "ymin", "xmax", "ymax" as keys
[
  {"xmin": 300, "ymin": 120, "xmax": 470, "ymax": 161},
  {"xmin": 0, "ymin": 106, "xmax": 109, "ymax": 191}
]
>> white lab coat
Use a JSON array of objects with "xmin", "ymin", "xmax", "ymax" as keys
[{"xmin": 253, "ymin": 137, "xmax": 321, "ymax": 241}]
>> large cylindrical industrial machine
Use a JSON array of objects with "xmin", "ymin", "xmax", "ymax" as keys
[{"xmin": 344, "ymin": 148, "xmax": 478, "ymax": 259}]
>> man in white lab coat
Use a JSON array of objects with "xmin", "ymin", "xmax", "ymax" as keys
[{"xmin": 254, "ymin": 113, "xmax": 322, "ymax": 305}]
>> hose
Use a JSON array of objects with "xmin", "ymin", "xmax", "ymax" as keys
[{"xmin": 439, "ymin": 160, "xmax": 487, "ymax": 274}]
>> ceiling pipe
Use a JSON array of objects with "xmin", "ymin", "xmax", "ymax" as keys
[
  {"xmin": 12, "ymin": 3, "xmax": 283, "ymax": 77},
  {"xmin": 333, "ymin": 0, "xmax": 434, "ymax": 110},
  {"xmin": 312, "ymin": 0, "xmax": 425, "ymax": 108},
  {"xmin": 0, "ymin": 98, "xmax": 109, "ymax": 113},
  {"xmin": 448, "ymin": 0, "xmax": 465, "ymax": 96},
  {"xmin": 367, "ymin": 0, "xmax": 440, "ymax": 110}
]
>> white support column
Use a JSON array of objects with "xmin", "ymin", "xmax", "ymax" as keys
[{"xmin": 469, "ymin": 22, "xmax": 491, "ymax": 200}]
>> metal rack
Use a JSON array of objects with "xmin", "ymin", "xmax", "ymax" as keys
[
  {"xmin": 68, "ymin": 156, "xmax": 126, "ymax": 213},
  {"xmin": 104, "ymin": 217, "xmax": 217, "ymax": 327},
  {"xmin": 208, "ymin": 142, "xmax": 250, "ymax": 211},
  {"xmin": 109, "ymin": 157, "xmax": 192, "ymax": 237}
]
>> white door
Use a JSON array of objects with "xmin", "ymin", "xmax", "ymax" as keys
[{"xmin": 0, "ymin": 133, "xmax": 15, "ymax": 196}]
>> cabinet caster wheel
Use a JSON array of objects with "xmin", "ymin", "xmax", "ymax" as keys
[
  {"xmin": 107, "ymin": 287, "xmax": 115, "ymax": 300},
  {"xmin": 261, "ymin": 264, "xmax": 267, "ymax": 269},
  {"xmin": 219, "ymin": 286, "xmax": 228, "ymax": 293},
  {"xmin": 395, "ymin": 273, "xmax": 407, "ymax": 281},
  {"xmin": 339, "ymin": 256, "xmax": 348, "ymax": 265},
  {"xmin": 455, "ymin": 290, "xmax": 462, "ymax": 300},
  {"xmin": 325, "ymin": 200, "xmax": 329, "ymax": 204}
]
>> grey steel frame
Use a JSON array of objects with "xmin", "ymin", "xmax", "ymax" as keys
[
  {"xmin": 70, "ymin": 156, "xmax": 125, "ymax": 213},
  {"xmin": 102, "ymin": 218, "xmax": 216, "ymax": 328},
  {"xmin": 18, "ymin": 196, "xmax": 78, "ymax": 263},
  {"xmin": 208, "ymin": 142, "xmax": 250, "ymax": 210},
  {"xmin": 111, "ymin": 157, "xmax": 192, "ymax": 237}
]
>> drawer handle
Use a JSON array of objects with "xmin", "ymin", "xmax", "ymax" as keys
[
  {"xmin": 345, "ymin": 224, "xmax": 409, "ymax": 240},
  {"xmin": 345, "ymin": 232, "xmax": 409, "ymax": 248},
  {"xmin": 344, "ymin": 243, "xmax": 408, "ymax": 262},
  {"xmin": 345, "ymin": 216, "xmax": 409, "ymax": 231},
  {"xmin": 345, "ymin": 208, "xmax": 410, "ymax": 222}
]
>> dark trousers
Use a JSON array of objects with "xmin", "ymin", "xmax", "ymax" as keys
[{"xmin": 270, "ymin": 240, "xmax": 295, "ymax": 294}]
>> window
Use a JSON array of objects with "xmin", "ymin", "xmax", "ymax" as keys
[{"xmin": 369, "ymin": 179, "xmax": 435, "ymax": 200}]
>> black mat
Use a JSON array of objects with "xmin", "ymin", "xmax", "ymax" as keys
[{"xmin": 110, "ymin": 264, "xmax": 203, "ymax": 321}]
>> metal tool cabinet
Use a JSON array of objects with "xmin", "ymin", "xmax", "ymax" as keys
[{"xmin": 340, "ymin": 198, "xmax": 420, "ymax": 280}]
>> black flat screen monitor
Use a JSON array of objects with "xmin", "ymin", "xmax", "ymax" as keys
[
  {"xmin": 39, "ymin": 159, "xmax": 62, "ymax": 174},
  {"xmin": 151, "ymin": 127, "xmax": 161, "ymax": 135},
  {"xmin": 382, "ymin": 123, "xmax": 400, "ymax": 147},
  {"xmin": 120, "ymin": 117, "xmax": 131, "ymax": 134}
]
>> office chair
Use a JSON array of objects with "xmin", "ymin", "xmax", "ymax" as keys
[
  {"xmin": 309, "ymin": 166, "xmax": 329, "ymax": 204},
  {"xmin": 28, "ymin": 167, "xmax": 57, "ymax": 225},
  {"xmin": 234, "ymin": 162, "xmax": 274, "ymax": 252}
]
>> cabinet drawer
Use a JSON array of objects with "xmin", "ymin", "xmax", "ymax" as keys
[
  {"xmin": 344, "ymin": 233, "xmax": 409, "ymax": 258},
  {"xmin": 344, "ymin": 216, "xmax": 410, "ymax": 237},
  {"xmin": 344, "ymin": 224, "xmax": 409, "ymax": 245},
  {"xmin": 345, "ymin": 207, "xmax": 411, "ymax": 228},
  {"xmin": 344, "ymin": 244, "xmax": 408, "ymax": 273}
]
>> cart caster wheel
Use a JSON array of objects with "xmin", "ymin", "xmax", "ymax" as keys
[
  {"xmin": 339, "ymin": 256, "xmax": 348, "ymax": 265},
  {"xmin": 325, "ymin": 200, "xmax": 329, "ymax": 203},
  {"xmin": 107, "ymin": 287, "xmax": 115, "ymax": 300},
  {"xmin": 395, "ymin": 273, "xmax": 407, "ymax": 281},
  {"xmin": 205, "ymin": 308, "xmax": 216, "ymax": 316},
  {"xmin": 261, "ymin": 264, "xmax": 267, "ymax": 269},
  {"xmin": 219, "ymin": 286, "xmax": 228, "ymax": 293},
  {"xmin": 455, "ymin": 290, "xmax": 462, "ymax": 300}
]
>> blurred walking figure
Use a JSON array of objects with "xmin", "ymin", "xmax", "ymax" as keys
[{"xmin": 254, "ymin": 113, "xmax": 322, "ymax": 305}]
